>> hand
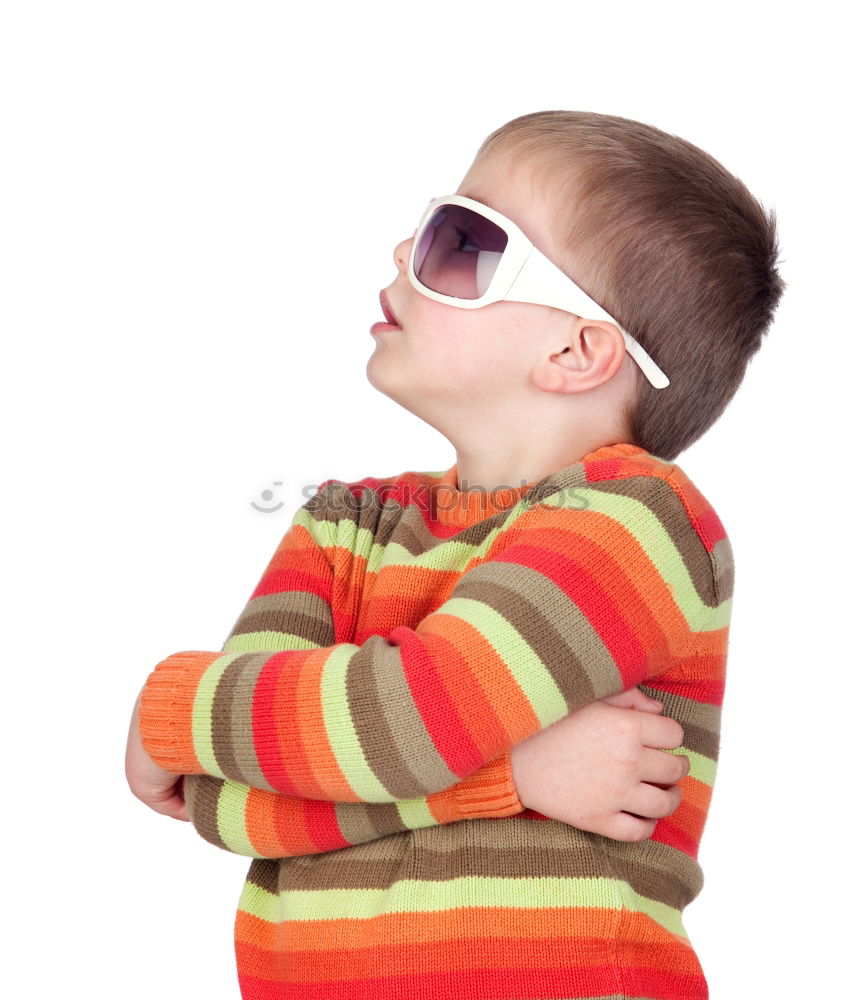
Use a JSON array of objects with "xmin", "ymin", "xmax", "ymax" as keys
[
  {"xmin": 509, "ymin": 687, "xmax": 689, "ymax": 842},
  {"xmin": 125, "ymin": 694, "xmax": 190, "ymax": 822}
]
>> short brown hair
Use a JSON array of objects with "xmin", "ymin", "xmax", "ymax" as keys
[{"xmin": 478, "ymin": 111, "xmax": 785, "ymax": 461}]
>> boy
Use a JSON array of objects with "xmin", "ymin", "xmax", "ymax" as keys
[{"xmin": 126, "ymin": 110, "xmax": 784, "ymax": 998}]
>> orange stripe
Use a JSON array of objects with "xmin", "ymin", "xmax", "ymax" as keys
[
  {"xmin": 244, "ymin": 788, "xmax": 317, "ymax": 858},
  {"xmin": 235, "ymin": 905, "xmax": 687, "ymax": 954},
  {"xmin": 691, "ymin": 625, "xmax": 729, "ymax": 656},
  {"xmin": 264, "ymin": 524, "xmax": 324, "ymax": 576},
  {"xmin": 665, "ymin": 795, "xmax": 707, "ymax": 843},
  {"xmin": 423, "ymin": 786, "xmax": 466, "ymax": 825},
  {"xmin": 538, "ymin": 517, "xmax": 690, "ymax": 658},
  {"xmin": 235, "ymin": 929, "xmax": 694, "ymax": 984},
  {"xmin": 423, "ymin": 626, "xmax": 520, "ymax": 752},
  {"xmin": 329, "ymin": 551, "xmax": 368, "ymax": 640},
  {"xmin": 419, "ymin": 614, "xmax": 541, "ymax": 746},
  {"xmin": 680, "ymin": 774, "xmax": 713, "ymax": 811}
]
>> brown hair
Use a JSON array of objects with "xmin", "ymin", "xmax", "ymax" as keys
[{"xmin": 477, "ymin": 110, "xmax": 785, "ymax": 460}]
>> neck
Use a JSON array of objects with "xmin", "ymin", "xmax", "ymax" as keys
[{"xmin": 451, "ymin": 434, "xmax": 628, "ymax": 491}]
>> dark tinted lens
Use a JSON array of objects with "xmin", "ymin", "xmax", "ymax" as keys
[{"xmin": 413, "ymin": 204, "xmax": 508, "ymax": 299}]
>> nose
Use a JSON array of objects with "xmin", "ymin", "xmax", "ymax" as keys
[{"xmin": 393, "ymin": 234, "xmax": 415, "ymax": 274}]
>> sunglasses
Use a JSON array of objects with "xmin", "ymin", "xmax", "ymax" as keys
[{"xmin": 407, "ymin": 194, "xmax": 669, "ymax": 389}]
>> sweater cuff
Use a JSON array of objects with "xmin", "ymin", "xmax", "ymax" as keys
[
  {"xmin": 138, "ymin": 650, "xmax": 219, "ymax": 773},
  {"xmin": 453, "ymin": 753, "xmax": 524, "ymax": 819}
]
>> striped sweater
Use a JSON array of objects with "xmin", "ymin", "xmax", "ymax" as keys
[{"xmin": 139, "ymin": 441, "xmax": 732, "ymax": 999}]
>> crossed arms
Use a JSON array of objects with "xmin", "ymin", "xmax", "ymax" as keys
[{"xmin": 127, "ymin": 476, "xmax": 699, "ymax": 857}]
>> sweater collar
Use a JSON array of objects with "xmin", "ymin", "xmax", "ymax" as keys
[{"xmin": 431, "ymin": 442, "xmax": 647, "ymax": 527}]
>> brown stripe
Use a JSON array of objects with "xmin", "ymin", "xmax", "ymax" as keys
[
  {"xmin": 452, "ymin": 563, "xmax": 620, "ymax": 710},
  {"xmin": 712, "ymin": 537, "xmax": 734, "ymax": 602},
  {"xmin": 643, "ymin": 686, "xmax": 722, "ymax": 762},
  {"xmin": 226, "ymin": 653, "xmax": 272, "ymax": 788},
  {"xmin": 346, "ymin": 639, "xmax": 459, "ymax": 798},
  {"xmin": 183, "ymin": 774, "xmax": 226, "ymax": 851},
  {"xmin": 307, "ymin": 481, "xmax": 404, "ymax": 538},
  {"xmin": 246, "ymin": 858, "xmax": 282, "ymax": 894},
  {"xmin": 385, "ymin": 512, "xmax": 429, "ymax": 558},
  {"xmin": 228, "ymin": 591, "xmax": 334, "ymax": 647},
  {"xmin": 681, "ymin": 719, "xmax": 721, "ymax": 762},
  {"xmin": 597, "ymin": 833, "xmax": 704, "ymax": 909},
  {"xmin": 335, "ymin": 801, "xmax": 406, "ymax": 845},
  {"xmin": 274, "ymin": 832, "xmax": 417, "ymax": 894},
  {"xmin": 211, "ymin": 652, "xmax": 271, "ymax": 785},
  {"xmin": 271, "ymin": 817, "xmax": 702, "ymax": 909}
]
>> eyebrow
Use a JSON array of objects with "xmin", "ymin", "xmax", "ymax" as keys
[{"xmin": 461, "ymin": 192, "xmax": 491, "ymax": 208}]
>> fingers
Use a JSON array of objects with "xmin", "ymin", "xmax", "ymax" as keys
[
  {"xmin": 598, "ymin": 813, "xmax": 658, "ymax": 843},
  {"xmin": 640, "ymin": 748, "xmax": 691, "ymax": 787},
  {"xmin": 639, "ymin": 713, "xmax": 685, "ymax": 751},
  {"xmin": 623, "ymin": 781, "xmax": 682, "ymax": 821},
  {"xmin": 145, "ymin": 789, "xmax": 191, "ymax": 822},
  {"xmin": 600, "ymin": 687, "xmax": 664, "ymax": 714}
]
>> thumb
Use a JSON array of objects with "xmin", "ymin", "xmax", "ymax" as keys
[{"xmin": 601, "ymin": 686, "xmax": 663, "ymax": 713}]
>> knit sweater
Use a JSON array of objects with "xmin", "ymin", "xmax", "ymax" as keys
[{"xmin": 139, "ymin": 442, "xmax": 732, "ymax": 999}]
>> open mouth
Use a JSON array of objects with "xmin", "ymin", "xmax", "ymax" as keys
[{"xmin": 379, "ymin": 290, "xmax": 401, "ymax": 327}]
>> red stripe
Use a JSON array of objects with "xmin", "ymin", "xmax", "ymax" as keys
[
  {"xmin": 694, "ymin": 505, "xmax": 727, "ymax": 550},
  {"xmin": 302, "ymin": 798, "xmax": 350, "ymax": 853},
  {"xmin": 237, "ymin": 963, "xmax": 705, "ymax": 998},
  {"xmin": 653, "ymin": 815, "xmax": 701, "ymax": 859},
  {"xmin": 495, "ymin": 541, "xmax": 649, "ymax": 688},
  {"xmin": 585, "ymin": 456, "xmax": 624, "ymax": 481},
  {"xmin": 252, "ymin": 652, "xmax": 297, "ymax": 793},
  {"xmin": 387, "ymin": 625, "xmax": 485, "ymax": 778}
]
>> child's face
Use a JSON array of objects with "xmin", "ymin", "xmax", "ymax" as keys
[{"xmin": 367, "ymin": 149, "xmax": 579, "ymax": 433}]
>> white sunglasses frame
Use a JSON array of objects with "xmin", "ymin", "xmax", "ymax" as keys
[{"xmin": 407, "ymin": 194, "xmax": 669, "ymax": 389}]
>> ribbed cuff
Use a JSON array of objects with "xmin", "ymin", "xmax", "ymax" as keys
[
  {"xmin": 453, "ymin": 753, "xmax": 524, "ymax": 819},
  {"xmin": 138, "ymin": 650, "xmax": 217, "ymax": 773}
]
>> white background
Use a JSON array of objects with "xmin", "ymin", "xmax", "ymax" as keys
[{"xmin": 2, "ymin": 2, "xmax": 836, "ymax": 997}]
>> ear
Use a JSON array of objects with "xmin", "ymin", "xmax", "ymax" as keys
[{"xmin": 533, "ymin": 319, "xmax": 627, "ymax": 394}]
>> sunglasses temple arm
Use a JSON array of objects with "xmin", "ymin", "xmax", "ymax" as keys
[
  {"xmin": 620, "ymin": 333, "xmax": 670, "ymax": 389},
  {"xmin": 506, "ymin": 249, "xmax": 670, "ymax": 389}
]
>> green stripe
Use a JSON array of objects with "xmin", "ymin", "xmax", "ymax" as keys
[
  {"xmin": 238, "ymin": 875, "xmax": 686, "ymax": 937},
  {"xmin": 542, "ymin": 488, "xmax": 731, "ymax": 630},
  {"xmin": 216, "ymin": 781, "xmax": 267, "ymax": 858},
  {"xmin": 373, "ymin": 499, "xmax": 530, "ymax": 571},
  {"xmin": 395, "ymin": 797, "xmax": 437, "ymax": 829},
  {"xmin": 432, "ymin": 596, "xmax": 568, "ymax": 726},
  {"xmin": 222, "ymin": 631, "xmax": 322, "ymax": 653},
  {"xmin": 238, "ymin": 880, "xmax": 283, "ymax": 924},
  {"xmin": 192, "ymin": 652, "xmax": 242, "ymax": 776},
  {"xmin": 673, "ymin": 747, "xmax": 717, "ymax": 786},
  {"xmin": 319, "ymin": 644, "xmax": 391, "ymax": 801},
  {"xmin": 620, "ymin": 882, "xmax": 688, "ymax": 937},
  {"xmin": 376, "ymin": 538, "xmax": 476, "ymax": 571}
]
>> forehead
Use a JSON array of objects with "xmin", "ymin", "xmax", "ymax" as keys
[{"xmin": 455, "ymin": 149, "xmax": 567, "ymax": 260}]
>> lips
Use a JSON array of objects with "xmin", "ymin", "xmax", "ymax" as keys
[{"xmin": 379, "ymin": 290, "xmax": 401, "ymax": 327}]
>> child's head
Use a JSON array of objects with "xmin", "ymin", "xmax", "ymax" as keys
[{"xmin": 369, "ymin": 110, "xmax": 784, "ymax": 466}]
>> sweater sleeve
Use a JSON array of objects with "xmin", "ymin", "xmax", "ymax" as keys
[
  {"xmin": 178, "ymin": 480, "xmax": 523, "ymax": 852},
  {"xmin": 141, "ymin": 475, "xmax": 722, "ymax": 802},
  {"xmin": 184, "ymin": 754, "xmax": 521, "ymax": 858}
]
